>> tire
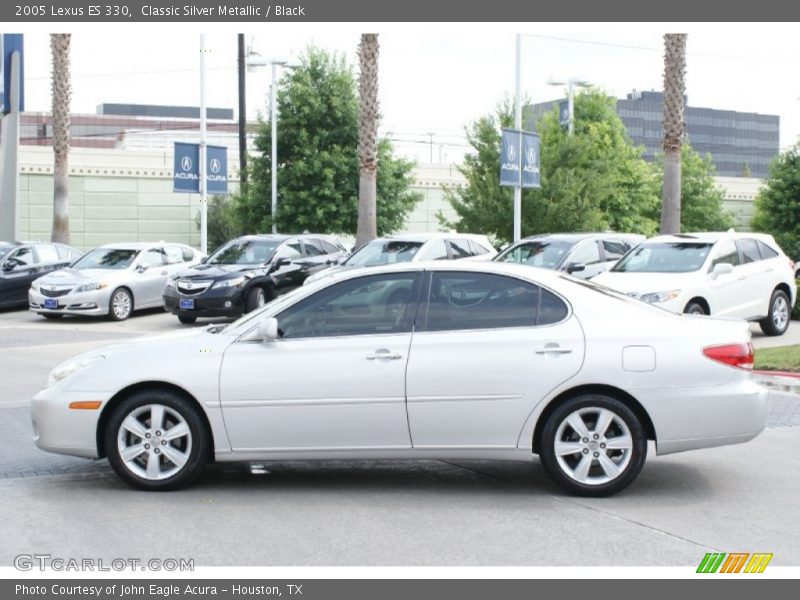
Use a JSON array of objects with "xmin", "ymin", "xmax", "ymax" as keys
[
  {"xmin": 104, "ymin": 389, "xmax": 209, "ymax": 491},
  {"xmin": 539, "ymin": 394, "xmax": 647, "ymax": 497},
  {"xmin": 41, "ymin": 313, "xmax": 63, "ymax": 320},
  {"xmin": 178, "ymin": 315, "xmax": 197, "ymax": 325},
  {"xmin": 760, "ymin": 289, "xmax": 791, "ymax": 336},
  {"xmin": 108, "ymin": 287, "xmax": 133, "ymax": 321},
  {"xmin": 683, "ymin": 301, "xmax": 707, "ymax": 316},
  {"xmin": 245, "ymin": 286, "xmax": 267, "ymax": 313}
]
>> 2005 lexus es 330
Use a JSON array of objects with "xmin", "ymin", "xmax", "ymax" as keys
[{"xmin": 31, "ymin": 261, "xmax": 767, "ymax": 496}]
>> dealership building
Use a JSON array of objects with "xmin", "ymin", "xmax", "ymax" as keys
[{"xmin": 10, "ymin": 103, "xmax": 766, "ymax": 249}]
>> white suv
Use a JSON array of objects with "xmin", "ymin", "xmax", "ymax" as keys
[{"xmin": 593, "ymin": 231, "xmax": 797, "ymax": 336}]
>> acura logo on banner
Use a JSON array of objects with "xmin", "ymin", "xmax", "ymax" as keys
[
  {"xmin": 500, "ymin": 128, "xmax": 540, "ymax": 189},
  {"xmin": 173, "ymin": 142, "xmax": 229, "ymax": 195}
]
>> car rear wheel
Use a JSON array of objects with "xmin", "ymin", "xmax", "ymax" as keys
[
  {"xmin": 178, "ymin": 315, "xmax": 197, "ymax": 325},
  {"xmin": 683, "ymin": 301, "xmax": 706, "ymax": 315},
  {"xmin": 760, "ymin": 289, "xmax": 791, "ymax": 336},
  {"xmin": 104, "ymin": 389, "xmax": 209, "ymax": 491},
  {"xmin": 245, "ymin": 286, "xmax": 267, "ymax": 313},
  {"xmin": 540, "ymin": 395, "xmax": 647, "ymax": 497},
  {"xmin": 108, "ymin": 287, "xmax": 133, "ymax": 321}
]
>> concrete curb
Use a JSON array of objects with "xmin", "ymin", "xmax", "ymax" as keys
[{"xmin": 755, "ymin": 372, "xmax": 800, "ymax": 395}]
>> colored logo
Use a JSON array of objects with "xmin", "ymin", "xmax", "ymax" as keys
[{"xmin": 697, "ymin": 552, "xmax": 773, "ymax": 574}]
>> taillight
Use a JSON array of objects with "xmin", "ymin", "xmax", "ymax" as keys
[
  {"xmin": 790, "ymin": 259, "xmax": 796, "ymax": 273},
  {"xmin": 702, "ymin": 343, "xmax": 754, "ymax": 370}
]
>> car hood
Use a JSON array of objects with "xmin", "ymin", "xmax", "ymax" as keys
[
  {"xmin": 174, "ymin": 264, "xmax": 260, "ymax": 280},
  {"xmin": 591, "ymin": 271, "xmax": 695, "ymax": 295},
  {"xmin": 305, "ymin": 264, "xmax": 357, "ymax": 284},
  {"xmin": 35, "ymin": 268, "xmax": 130, "ymax": 285}
]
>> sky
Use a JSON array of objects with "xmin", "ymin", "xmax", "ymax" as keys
[{"xmin": 17, "ymin": 22, "xmax": 800, "ymax": 163}]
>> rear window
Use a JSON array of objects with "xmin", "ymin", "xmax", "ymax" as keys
[
  {"xmin": 737, "ymin": 239, "xmax": 761, "ymax": 264},
  {"xmin": 756, "ymin": 240, "xmax": 779, "ymax": 260},
  {"xmin": 495, "ymin": 240, "xmax": 575, "ymax": 269}
]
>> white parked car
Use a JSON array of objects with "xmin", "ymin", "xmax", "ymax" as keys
[
  {"xmin": 32, "ymin": 261, "xmax": 766, "ymax": 496},
  {"xmin": 494, "ymin": 233, "xmax": 645, "ymax": 279},
  {"xmin": 593, "ymin": 232, "xmax": 796, "ymax": 336},
  {"xmin": 29, "ymin": 242, "xmax": 202, "ymax": 321},
  {"xmin": 303, "ymin": 233, "xmax": 496, "ymax": 285}
]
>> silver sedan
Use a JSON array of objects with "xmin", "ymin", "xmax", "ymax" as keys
[{"xmin": 29, "ymin": 242, "xmax": 202, "ymax": 321}]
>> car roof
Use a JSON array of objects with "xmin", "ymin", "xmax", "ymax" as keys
[
  {"xmin": 644, "ymin": 231, "xmax": 775, "ymax": 245},
  {"xmin": 520, "ymin": 232, "xmax": 645, "ymax": 243}
]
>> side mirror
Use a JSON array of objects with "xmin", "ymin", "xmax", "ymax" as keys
[
  {"xmin": 258, "ymin": 317, "xmax": 280, "ymax": 342},
  {"xmin": 136, "ymin": 264, "xmax": 149, "ymax": 273},
  {"xmin": 200, "ymin": 256, "xmax": 209, "ymax": 264},
  {"xmin": 566, "ymin": 262, "xmax": 586, "ymax": 274},
  {"xmin": 2, "ymin": 261, "xmax": 15, "ymax": 272},
  {"xmin": 274, "ymin": 257, "xmax": 291, "ymax": 268},
  {"xmin": 711, "ymin": 262, "xmax": 733, "ymax": 278}
]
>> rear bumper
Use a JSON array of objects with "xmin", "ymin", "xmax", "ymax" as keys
[{"xmin": 639, "ymin": 378, "xmax": 768, "ymax": 455}]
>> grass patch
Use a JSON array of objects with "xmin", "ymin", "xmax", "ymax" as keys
[{"xmin": 754, "ymin": 344, "xmax": 800, "ymax": 372}]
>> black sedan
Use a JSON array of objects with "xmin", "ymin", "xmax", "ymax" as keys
[
  {"xmin": 163, "ymin": 234, "xmax": 346, "ymax": 324},
  {"xmin": 0, "ymin": 241, "xmax": 82, "ymax": 309}
]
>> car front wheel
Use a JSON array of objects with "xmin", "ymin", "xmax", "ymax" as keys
[
  {"xmin": 245, "ymin": 286, "xmax": 267, "ymax": 313},
  {"xmin": 104, "ymin": 389, "xmax": 209, "ymax": 491},
  {"xmin": 108, "ymin": 287, "xmax": 133, "ymax": 321},
  {"xmin": 539, "ymin": 395, "xmax": 647, "ymax": 497},
  {"xmin": 760, "ymin": 289, "xmax": 791, "ymax": 336},
  {"xmin": 683, "ymin": 301, "xmax": 706, "ymax": 315}
]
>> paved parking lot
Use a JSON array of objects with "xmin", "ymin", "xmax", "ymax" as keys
[{"xmin": 1, "ymin": 306, "xmax": 799, "ymax": 566}]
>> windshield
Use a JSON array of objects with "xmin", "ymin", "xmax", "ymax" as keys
[
  {"xmin": 207, "ymin": 239, "xmax": 280, "ymax": 265},
  {"xmin": 494, "ymin": 240, "xmax": 575, "ymax": 269},
  {"xmin": 71, "ymin": 248, "xmax": 139, "ymax": 270},
  {"xmin": 344, "ymin": 240, "xmax": 423, "ymax": 267},
  {"xmin": 612, "ymin": 242, "xmax": 712, "ymax": 273}
]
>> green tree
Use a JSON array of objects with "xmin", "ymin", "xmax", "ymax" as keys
[
  {"xmin": 237, "ymin": 47, "xmax": 420, "ymax": 236},
  {"xmin": 652, "ymin": 145, "xmax": 734, "ymax": 232},
  {"xmin": 200, "ymin": 195, "xmax": 244, "ymax": 252},
  {"xmin": 443, "ymin": 91, "xmax": 660, "ymax": 245},
  {"xmin": 752, "ymin": 143, "xmax": 800, "ymax": 259}
]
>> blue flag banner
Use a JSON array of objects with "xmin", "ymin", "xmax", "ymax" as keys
[
  {"xmin": 173, "ymin": 143, "xmax": 229, "ymax": 194},
  {"xmin": 521, "ymin": 132, "xmax": 541, "ymax": 189},
  {"xmin": 206, "ymin": 145, "xmax": 228, "ymax": 195},
  {"xmin": 173, "ymin": 142, "xmax": 200, "ymax": 193},
  {"xmin": 500, "ymin": 128, "xmax": 521, "ymax": 187},
  {"xmin": 558, "ymin": 100, "xmax": 569, "ymax": 129}
]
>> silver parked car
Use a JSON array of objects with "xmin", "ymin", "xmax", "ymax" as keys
[{"xmin": 29, "ymin": 242, "xmax": 202, "ymax": 321}]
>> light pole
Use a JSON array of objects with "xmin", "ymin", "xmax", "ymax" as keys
[
  {"xmin": 199, "ymin": 34, "xmax": 208, "ymax": 254},
  {"xmin": 245, "ymin": 51, "xmax": 295, "ymax": 233},
  {"xmin": 548, "ymin": 77, "xmax": 591, "ymax": 135},
  {"xmin": 513, "ymin": 33, "xmax": 522, "ymax": 242}
]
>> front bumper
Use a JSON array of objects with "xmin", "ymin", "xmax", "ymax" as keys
[
  {"xmin": 29, "ymin": 287, "xmax": 112, "ymax": 317},
  {"xmin": 31, "ymin": 386, "xmax": 113, "ymax": 459},
  {"xmin": 163, "ymin": 285, "xmax": 246, "ymax": 319}
]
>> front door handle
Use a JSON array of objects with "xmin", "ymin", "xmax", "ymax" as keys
[
  {"xmin": 366, "ymin": 349, "xmax": 403, "ymax": 360},
  {"xmin": 535, "ymin": 345, "xmax": 573, "ymax": 355}
]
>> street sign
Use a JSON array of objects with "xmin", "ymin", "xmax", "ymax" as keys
[
  {"xmin": 500, "ymin": 128, "xmax": 521, "ymax": 187},
  {"xmin": 1, "ymin": 34, "xmax": 24, "ymax": 114},
  {"xmin": 173, "ymin": 142, "xmax": 228, "ymax": 194},
  {"xmin": 521, "ymin": 132, "xmax": 541, "ymax": 188},
  {"xmin": 500, "ymin": 129, "xmax": 540, "ymax": 189}
]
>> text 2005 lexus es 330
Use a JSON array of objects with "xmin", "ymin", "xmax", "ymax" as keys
[{"xmin": 31, "ymin": 262, "xmax": 767, "ymax": 496}]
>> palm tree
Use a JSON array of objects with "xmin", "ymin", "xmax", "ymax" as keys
[
  {"xmin": 355, "ymin": 34, "xmax": 379, "ymax": 247},
  {"xmin": 50, "ymin": 34, "xmax": 72, "ymax": 244},
  {"xmin": 660, "ymin": 33, "xmax": 687, "ymax": 234}
]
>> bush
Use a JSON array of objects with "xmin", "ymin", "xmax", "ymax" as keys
[
  {"xmin": 197, "ymin": 195, "xmax": 244, "ymax": 254},
  {"xmin": 794, "ymin": 280, "xmax": 800, "ymax": 321}
]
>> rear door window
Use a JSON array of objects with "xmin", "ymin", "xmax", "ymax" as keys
[
  {"xmin": 448, "ymin": 239, "xmax": 473, "ymax": 259},
  {"xmin": 569, "ymin": 240, "xmax": 602, "ymax": 265},
  {"xmin": 736, "ymin": 239, "xmax": 762, "ymax": 264},
  {"xmin": 35, "ymin": 244, "xmax": 60, "ymax": 264}
]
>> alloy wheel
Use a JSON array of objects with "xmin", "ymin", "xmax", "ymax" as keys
[
  {"xmin": 772, "ymin": 295, "xmax": 789, "ymax": 331},
  {"xmin": 553, "ymin": 407, "xmax": 634, "ymax": 485},
  {"xmin": 116, "ymin": 404, "xmax": 193, "ymax": 481},
  {"xmin": 112, "ymin": 290, "xmax": 132, "ymax": 320}
]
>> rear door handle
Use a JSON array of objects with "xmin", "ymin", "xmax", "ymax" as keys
[
  {"xmin": 366, "ymin": 349, "xmax": 403, "ymax": 360},
  {"xmin": 535, "ymin": 345, "xmax": 573, "ymax": 355}
]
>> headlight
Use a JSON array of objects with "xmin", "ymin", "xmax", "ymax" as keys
[
  {"xmin": 639, "ymin": 289, "xmax": 682, "ymax": 304},
  {"xmin": 212, "ymin": 276, "xmax": 246, "ymax": 289},
  {"xmin": 75, "ymin": 282, "xmax": 108, "ymax": 293},
  {"xmin": 30, "ymin": 281, "xmax": 40, "ymax": 292},
  {"xmin": 46, "ymin": 355, "xmax": 105, "ymax": 388},
  {"xmin": 165, "ymin": 277, "xmax": 177, "ymax": 288}
]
